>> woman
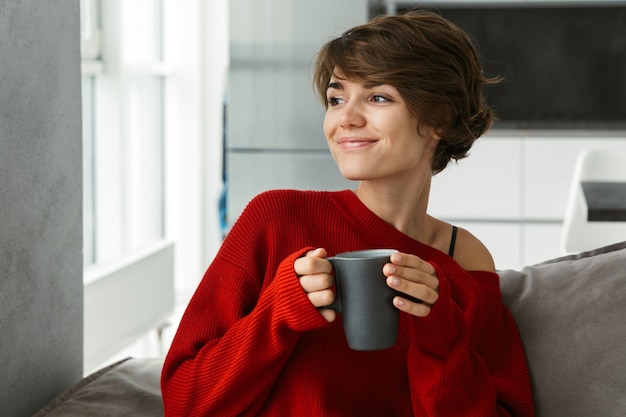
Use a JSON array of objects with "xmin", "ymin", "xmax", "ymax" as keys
[{"xmin": 162, "ymin": 9, "xmax": 535, "ymax": 416}]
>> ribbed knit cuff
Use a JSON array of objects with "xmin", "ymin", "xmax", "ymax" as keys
[
  {"xmin": 409, "ymin": 263, "xmax": 470, "ymax": 353},
  {"xmin": 269, "ymin": 247, "xmax": 331, "ymax": 333}
]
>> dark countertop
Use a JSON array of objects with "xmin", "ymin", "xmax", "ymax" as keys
[{"xmin": 581, "ymin": 181, "xmax": 626, "ymax": 222}]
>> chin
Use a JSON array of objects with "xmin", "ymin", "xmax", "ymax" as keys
[
  {"xmin": 335, "ymin": 159, "xmax": 377, "ymax": 181},
  {"xmin": 339, "ymin": 169, "xmax": 372, "ymax": 182}
]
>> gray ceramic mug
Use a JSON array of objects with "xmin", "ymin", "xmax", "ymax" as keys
[{"xmin": 326, "ymin": 249, "xmax": 400, "ymax": 351}]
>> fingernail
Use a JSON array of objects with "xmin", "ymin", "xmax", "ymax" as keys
[{"xmin": 388, "ymin": 277, "xmax": 400, "ymax": 287}]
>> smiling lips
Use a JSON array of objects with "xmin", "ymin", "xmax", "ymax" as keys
[{"xmin": 337, "ymin": 137, "xmax": 377, "ymax": 150}]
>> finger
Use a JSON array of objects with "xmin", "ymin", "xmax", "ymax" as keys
[
  {"xmin": 306, "ymin": 288, "xmax": 336, "ymax": 308},
  {"xmin": 318, "ymin": 308, "xmax": 337, "ymax": 323},
  {"xmin": 392, "ymin": 295, "xmax": 433, "ymax": 317},
  {"xmin": 390, "ymin": 252, "xmax": 436, "ymax": 275},
  {"xmin": 299, "ymin": 273, "xmax": 334, "ymax": 293},
  {"xmin": 386, "ymin": 275, "xmax": 439, "ymax": 306},
  {"xmin": 294, "ymin": 249, "xmax": 331, "ymax": 276},
  {"xmin": 304, "ymin": 247, "xmax": 327, "ymax": 259},
  {"xmin": 311, "ymin": 247, "xmax": 328, "ymax": 258},
  {"xmin": 383, "ymin": 262, "xmax": 439, "ymax": 293}
]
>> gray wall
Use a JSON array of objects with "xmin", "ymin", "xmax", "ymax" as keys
[{"xmin": 0, "ymin": 1, "xmax": 83, "ymax": 416}]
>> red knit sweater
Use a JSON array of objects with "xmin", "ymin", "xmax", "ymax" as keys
[{"xmin": 161, "ymin": 190, "xmax": 535, "ymax": 416}]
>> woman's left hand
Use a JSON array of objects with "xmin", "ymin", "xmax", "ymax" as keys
[{"xmin": 383, "ymin": 252, "xmax": 439, "ymax": 317}]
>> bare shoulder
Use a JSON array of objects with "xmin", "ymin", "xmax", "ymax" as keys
[
  {"xmin": 452, "ymin": 226, "xmax": 496, "ymax": 272},
  {"xmin": 427, "ymin": 217, "xmax": 496, "ymax": 272}
]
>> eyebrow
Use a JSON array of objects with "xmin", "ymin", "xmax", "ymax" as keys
[
  {"xmin": 326, "ymin": 81, "xmax": 343, "ymax": 91},
  {"xmin": 325, "ymin": 81, "xmax": 384, "ymax": 92}
]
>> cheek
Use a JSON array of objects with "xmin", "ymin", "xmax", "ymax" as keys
[{"xmin": 323, "ymin": 113, "xmax": 334, "ymax": 140}]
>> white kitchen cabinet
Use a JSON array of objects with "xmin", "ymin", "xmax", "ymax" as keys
[
  {"xmin": 429, "ymin": 137, "xmax": 522, "ymax": 220},
  {"xmin": 523, "ymin": 223, "xmax": 563, "ymax": 266}
]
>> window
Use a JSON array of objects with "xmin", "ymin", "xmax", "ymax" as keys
[
  {"xmin": 80, "ymin": 0, "xmax": 228, "ymax": 292},
  {"xmin": 80, "ymin": 0, "xmax": 101, "ymax": 61},
  {"xmin": 81, "ymin": 0, "xmax": 166, "ymax": 266},
  {"xmin": 81, "ymin": 0, "xmax": 177, "ymax": 372}
]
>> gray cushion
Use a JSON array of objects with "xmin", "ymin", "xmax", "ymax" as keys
[
  {"xmin": 499, "ymin": 241, "xmax": 626, "ymax": 417},
  {"xmin": 31, "ymin": 357, "xmax": 163, "ymax": 417}
]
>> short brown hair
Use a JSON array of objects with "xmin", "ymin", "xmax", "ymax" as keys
[{"xmin": 313, "ymin": 9, "xmax": 502, "ymax": 174}]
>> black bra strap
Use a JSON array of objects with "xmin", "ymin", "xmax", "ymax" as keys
[{"xmin": 448, "ymin": 225, "xmax": 458, "ymax": 257}]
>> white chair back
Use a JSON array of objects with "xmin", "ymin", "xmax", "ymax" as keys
[{"xmin": 560, "ymin": 148, "xmax": 626, "ymax": 254}]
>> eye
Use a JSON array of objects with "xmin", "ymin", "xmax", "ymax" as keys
[
  {"xmin": 327, "ymin": 96, "xmax": 346, "ymax": 107},
  {"xmin": 371, "ymin": 94, "xmax": 392, "ymax": 103}
]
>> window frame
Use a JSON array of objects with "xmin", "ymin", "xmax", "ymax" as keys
[{"xmin": 81, "ymin": 0, "xmax": 169, "ymax": 267}]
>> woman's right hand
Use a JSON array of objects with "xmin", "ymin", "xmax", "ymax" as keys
[{"xmin": 294, "ymin": 248, "xmax": 336, "ymax": 322}]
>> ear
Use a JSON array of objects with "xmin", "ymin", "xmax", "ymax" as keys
[
  {"xmin": 430, "ymin": 128, "xmax": 442, "ymax": 142},
  {"xmin": 424, "ymin": 127, "xmax": 442, "ymax": 151},
  {"xmin": 417, "ymin": 123, "xmax": 441, "ymax": 139}
]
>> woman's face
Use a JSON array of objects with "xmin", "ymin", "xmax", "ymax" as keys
[{"xmin": 323, "ymin": 72, "xmax": 437, "ymax": 184}]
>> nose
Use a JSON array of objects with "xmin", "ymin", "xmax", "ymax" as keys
[{"xmin": 339, "ymin": 101, "xmax": 366, "ymax": 128}]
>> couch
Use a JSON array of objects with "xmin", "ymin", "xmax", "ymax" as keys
[{"xmin": 32, "ymin": 241, "xmax": 626, "ymax": 416}]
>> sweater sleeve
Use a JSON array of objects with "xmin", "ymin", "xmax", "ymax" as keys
[
  {"xmin": 406, "ymin": 267, "xmax": 535, "ymax": 416},
  {"xmin": 161, "ymin": 247, "xmax": 329, "ymax": 417}
]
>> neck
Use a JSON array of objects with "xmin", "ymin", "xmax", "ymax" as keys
[{"xmin": 354, "ymin": 176, "xmax": 433, "ymax": 243}]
